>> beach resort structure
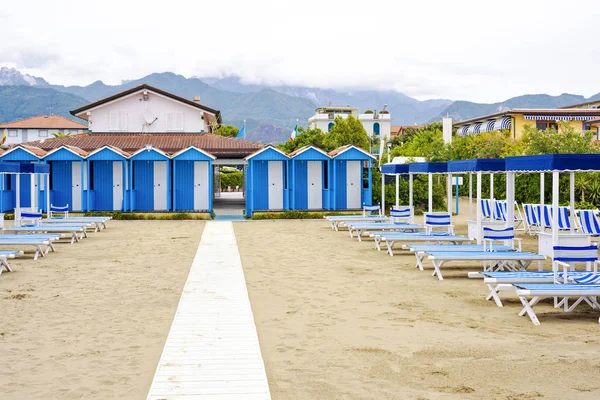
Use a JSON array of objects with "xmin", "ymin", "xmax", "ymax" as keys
[
  {"xmin": 307, "ymin": 106, "xmax": 392, "ymax": 139},
  {"xmin": 0, "ymin": 115, "xmax": 88, "ymax": 145},
  {"xmin": 0, "ymin": 84, "xmax": 375, "ymax": 216},
  {"xmin": 453, "ymin": 108, "xmax": 600, "ymax": 138}
]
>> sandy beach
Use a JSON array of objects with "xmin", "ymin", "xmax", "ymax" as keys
[
  {"xmin": 0, "ymin": 220, "xmax": 203, "ymax": 400},
  {"xmin": 235, "ymin": 206, "xmax": 600, "ymax": 399}
]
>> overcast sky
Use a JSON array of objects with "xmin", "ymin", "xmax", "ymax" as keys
[{"xmin": 1, "ymin": 0, "xmax": 599, "ymax": 103}]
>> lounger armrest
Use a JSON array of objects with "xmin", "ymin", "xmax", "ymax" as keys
[
  {"xmin": 513, "ymin": 237, "xmax": 522, "ymax": 251},
  {"xmin": 554, "ymin": 260, "xmax": 572, "ymax": 283}
]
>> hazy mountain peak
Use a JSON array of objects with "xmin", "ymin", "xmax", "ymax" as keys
[{"xmin": 0, "ymin": 66, "xmax": 48, "ymax": 87}]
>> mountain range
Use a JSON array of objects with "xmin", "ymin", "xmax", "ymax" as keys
[{"xmin": 0, "ymin": 66, "xmax": 598, "ymax": 143}]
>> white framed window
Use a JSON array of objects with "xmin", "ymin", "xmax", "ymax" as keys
[
  {"xmin": 8, "ymin": 130, "xmax": 17, "ymax": 137},
  {"xmin": 166, "ymin": 112, "xmax": 184, "ymax": 131},
  {"xmin": 39, "ymin": 130, "xmax": 48, "ymax": 137},
  {"xmin": 109, "ymin": 111, "xmax": 128, "ymax": 131}
]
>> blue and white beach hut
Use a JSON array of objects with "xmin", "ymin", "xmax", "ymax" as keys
[
  {"xmin": 329, "ymin": 145, "xmax": 375, "ymax": 211},
  {"xmin": 245, "ymin": 146, "xmax": 289, "ymax": 217},
  {"xmin": 129, "ymin": 145, "xmax": 171, "ymax": 211},
  {"xmin": 171, "ymin": 146, "xmax": 215, "ymax": 212},
  {"xmin": 42, "ymin": 145, "xmax": 88, "ymax": 212},
  {"xmin": 86, "ymin": 145, "xmax": 130, "ymax": 212},
  {"xmin": 288, "ymin": 145, "xmax": 331, "ymax": 210},
  {"xmin": 0, "ymin": 145, "xmax": 46, "ymax": 212}
]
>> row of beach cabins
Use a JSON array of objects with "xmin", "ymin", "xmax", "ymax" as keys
[
  {"xmin": 0, "ymin": 144, "xmax": 375, "ymax": 217},
  {"xmin": 0, "ymin": 161, "xmax": 111, "ymax": 276},
  {"xmin": 327, "ymin": 154, "xmax": 600, "ymax": 326}
]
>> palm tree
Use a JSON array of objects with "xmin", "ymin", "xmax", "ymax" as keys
[
  {"xmin": 52, "ymin": 131, "xmax": 71, "ymax": 138},
  {"xmin": 587, "ymin": 178, "xmax": 600, "ymax": 206},
  {"xmin": 574, "ymin": 173, "xmax": 590, "ymax": 202}
]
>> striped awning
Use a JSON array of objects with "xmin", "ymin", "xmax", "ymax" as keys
[
  {"xmin": 457, "ymin": 126, "xmax": 469, "ymax": 136},
  {"xmin": 467, "ymin": 122, "xmax": 482, "ymax": 134},
  {"xmin": 492, "ymin": 116, "xmax": 511, "ymax": 131},
  {"xmin": 479, "ymin": 120, "xmax": 495, "ymax": 133},
  {"xmin": 525, "ymin": 115, "xmax": 571, "ymax": 121}
]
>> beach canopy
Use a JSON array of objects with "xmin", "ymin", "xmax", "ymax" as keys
[
  {"xmin": 447, "ymin": 158, "xmax": 505, "ymax": 173},
  {"xmin": 0, "ymin": 162, "xmax": 20, "ymax": 174},
  {"xmin": 381, "ymin": 163, "xmax": 409, "ymax": 174},
  {"xmin": 505, "ymin": 154, "xmax": 600, "ymax": 172},
  {"xmin": 18, "ymin": 163, "xmax": 50, "ymax": 174},
  {"xmin": 408, "ymin": 162, "xmax": 447, "ymax": 174}
]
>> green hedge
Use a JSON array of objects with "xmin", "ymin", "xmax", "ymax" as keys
[
  {"xmin": 251, "ymin": 210, "xmax": 360, "ymax": 220},
  {"xmin": 220, "ymin": 171, "xmax": 243, "ymax": 190},
  {"xmin": 83, "ymin": 212, "xmax": 210, "ymax": 220}
]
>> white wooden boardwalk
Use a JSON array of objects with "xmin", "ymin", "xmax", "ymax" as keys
[{"xmin": 147, "ymin": 221, "xmax": 271, "ymax": 399}]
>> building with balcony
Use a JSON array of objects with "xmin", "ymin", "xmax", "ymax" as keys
[{"xmin": 307, "ymin": 106, "xmax": 391, "ymax": 139}]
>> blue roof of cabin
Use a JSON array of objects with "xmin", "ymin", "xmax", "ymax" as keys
[
  {"xmin": 87, "ymin": 147, "xmax": 128, "ymax": 161},
  {"xmin": 505, "ymin": 154, "xmax": 600, "ymax": 172},
  {"xmin": 408, "ymin": 162, "xmax": 447, "ymax": 174},
  {"xmin": 331, "ymin": 147, "xmax": 374, "ymax": 161},
  {"xmin": 381, "ymin": 163, "xmax": 409, "ymax": 174},
  {"xmin": 130, "ymin": 148, "xmax": 169, "ymax": 161},
  {"xmin": 0, "ymin": 148, "xmax": 40, "ymax": 161},
  {"xmin": 172, "ymin": 147, "xmax": 214, "ymax": 161},
  {"xmin": 44, "ymin": 148, "xmax": 84, "ymax": 161},
  {"xmin": 0, "ymin": 162, "xmax": 20, "ymax": 173},
  {"xmin": 247, "ymin": 147, "xmax": 288, "ymax": 161},
  {"xmin": 447, "ymin": 158, "xmax": 505, "ymax": 173},
  {"xmin": 290, "ymin": 147, "xmax": 330, "ymax": 161}
]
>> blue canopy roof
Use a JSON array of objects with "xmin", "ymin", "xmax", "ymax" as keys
[
  {"xmin": 447, "ymin": 158, "xmax": 505, "ymax": 173},
  {"xmin": 0, "ymin": 162, "xmax": 20, "ymax": 174},
  {"xmin": 505, "ymin": 154, "xmax": 600, "ymax": 172},
  {"xmin": 408, "ymin": 162, "xmax": 447, "ymax": 174},
  {"xmin": 19, "ymin": 163, "xmax": 50, "ymax": 174},
  {"xmin": 381, "ymin": 163, "xmax": 409, "ymax": 174}
]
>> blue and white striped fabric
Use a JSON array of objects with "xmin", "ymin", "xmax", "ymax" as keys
[
  {"xmin": 578, "ymin": 210, "xmax": 600, "ymax": 235},
  {"xmin": 493, "ymin": 201, "xmax": 505, "ymax": 221},
  {"xmin": 21, "ymin": 212, "xmax": 42, "ymax": 219},
  {"xmin": 483, "ymin": 227, "xmax": 515, "ymax": 240},
  {"xmin": 390, "ymin": 208, "xmax": 411, "ymax": 219},
  {"xmin": 536, "ymin": 205, "xmax": 552, "ymax": 229},
  {"xmin": 363, "ymin": 204, "xmax": 381, "ymax": 216},
  {"xmin": 480, "ymin": 199, "xmax": 492, "ymax": 219},
  {"xmin": 523, "ymin": 204, "xmax": 539, "ymax": 227},
  {"xmin": 515, "ymin": 284, "xmax": 600, "ymax": 291},
  {"xmin": 50, "ymin": 205, "xmax": 69, "ymax": 212},
  {"xmin": 545, "ymin": 206, "xmax": 571, "ymax": 230},
  {"xmin": 553, "ymin": 245, "xmax": 598, "ymax": 262},
  {"xmin": 425, "ymin": 213, "xmax": 451, "ymax": 226},
  {"xmin": 571, "ymin": 272, "xmax": 600, "ymax": 284}
]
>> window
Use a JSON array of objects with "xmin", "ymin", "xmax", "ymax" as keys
[
  {"xmin": 549, "ymin": 122, "xmax": 558, "ymax": 131},
  {"xmin": 323, "ymin": 160, "xmax": 328, "ymax": 189},
  {"xmin": 536, "ymin": 122, "xmax": 547, "ymax": 131},
  {"xmin": 109, "ymin": 111, "xmax": 128, "ymax": 131},
  {"xmin": 8, "ymin": 130, "xmax": 17, "ymax": 137},
  {"xmin": 328, "ymin": 122, "xmax": 334, "ymax": 132},
  {"xmin": 373, "ymin": 122, "xmax": 380, "ymax": 136},
  {"xmin": 89, "ymin": 162, "xmax": 95, "ymax": 190},
  {"xmin": 39, "ymin": 130, "xmax": 48, "ymax": 137},
  {"xmin": 166, "ymin": 112, "xmax": 185, "ymax": 131}
]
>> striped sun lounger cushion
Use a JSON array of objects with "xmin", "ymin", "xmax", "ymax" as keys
[
  {"xmin": 523, "ymin": 204, "xmax": 539, "ymax": 227},
  {"xmin": 425, "ymin": 213, "xmax": 451, "ymax": 226},
  {"xmin": 480, "ymin": 199, "xmax": 492, "ymax": 218},
  {"xmin": 569, "ymin": 273, "xmax": 600, "ymax": 284},
  {"xmin": 553, "ymin": 245, "xmax": 598, "ymax": 262},
  {"xmin": 21, "ymin": 212, "xmax": 42, "ymax": 219},
  {"xmin": 483, "ymin": 226, "xmax": 515, "ymax": 240},
  {"xmin": 50, "ymin": 205, "xmax": 69, "ymax": 212},
  {"xmin": 390, "ymin": 208, "xmax": 411, "ymax": 219},
  {"xmin": 578, "ymin": 210, "xmax": 600, "ymax": 235}
]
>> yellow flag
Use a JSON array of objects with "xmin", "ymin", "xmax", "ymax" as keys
[{"xmin": 1, "ymin": 129, "xmax": 7, "ymax": 145}]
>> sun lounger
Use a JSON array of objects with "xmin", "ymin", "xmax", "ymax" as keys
[
  {"xmin": 481, "ymin": 199, "xmax": 492, "ymax": 220},
  {"xmin": 407, "ymin": 244, "xmax": 515, "ymax": 271},
  {"xmin": 5, "ymin": 224, "xmax": 89, "ymax": 244},
  {"xmin": 494, "ymin": 200, "xmax": 524, "ymax": 230},
  {"xmin": 426, "ymin": 251, "xmax": 545, "ymax": 280},
  {"xmin": 362, "ymin": 204, "xmax": 381, "ymax": 216},
  {"xmin": 0, "ymin": 250, "xmax": 24, "ymax": 275},
  {"xmin": 346, "ymin": 222, "xmax": 424, "ymax": 240},
  {"xmin": 522, "ymin": 204, "xmax": 540, "ymax": 235},
  {"xmin": 577, "ymin": 210, "xmax": 600, "ymax": 236},
  {"xmin": 325, "ymin": 215, "xmax": 390, "ymax": 231},
  {"xmin": 514, "ymin": 284, "xmax": 600, "ymax": 325},
  {"xmin": 371, "ymin": 231, "xmax": 471, "ymax": 256},
  {"xmin": 47, "ymin": 205, "xmax": 112, "ymax": 231},
  {"xmin": 424, "ymin": 212, "xmax": 454, "ymax": 235},
  {"xmin": 41, "ymin": 218, "xmax": 104, "ymax": 232},
  {"xmin": 0, "ymin": 235, "xmax": 60, "ymax": 260}
]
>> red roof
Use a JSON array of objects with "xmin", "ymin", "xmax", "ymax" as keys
[
  {"xmin": 15, "ymin": 133, "xmax": 264, "ymax": 158},
  {"xmin": 0, "ymin": 115, "xmax": 88, "ymax": 130}
]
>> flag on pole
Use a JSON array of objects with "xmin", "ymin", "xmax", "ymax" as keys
[
  {"xmin": 289, "ymin": 124, "xmax": 298, "ymax": 141},
  {"xmin": 236, "ymin": 125, "xmax": 245, "ymax": 139},
  {"xmin": 1, "ymin": 129, "xmax": 7, "ymax": 146}
]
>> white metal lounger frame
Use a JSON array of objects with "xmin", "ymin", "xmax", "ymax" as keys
[
  {"xmin": 0, "ymin": 250, "xmax": 24, "ymax": 275},
  {"xmin": 11, "ymin": 211, "xmax": 87, "ymax": 243},
  {"xmin": 48, "ymin": 204, "xmax": 107, "ymax": 231},
  {"xmin": 372, "ymin": 232, "xmax": 470, "ymax": 256}
]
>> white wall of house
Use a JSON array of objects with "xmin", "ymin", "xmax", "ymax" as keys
[
  {"xmin": 307, "ymin": 110, "xmax": 392, "ymax": 139},
  {"xmin": 2, "ymin": 128, "xmax": 84, "ymax": 145},
  {"xmin": 85, "ymin": 90, "xmax": 212, "ymax": 134}
]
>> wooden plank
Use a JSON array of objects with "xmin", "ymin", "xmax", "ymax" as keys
[{"xmin": 147, "ymin": 221, "xmax": 271, "ymax": 400}]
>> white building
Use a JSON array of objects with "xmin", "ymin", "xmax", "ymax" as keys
[
  {"xmin": 307, "ymin": 106, "xmax": 392, "ymax": 139},
  {"xmin": 70, "ymin": 84, "xmax": 222, "ymax": 134},
  {"xmin": 0, "ymin": 115, "xmax": 88, "ymax": 145}
]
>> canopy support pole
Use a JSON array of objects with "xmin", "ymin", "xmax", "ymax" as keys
[
  {"xmin": 381, "ymin": 171, "xmax": 385, "ymax": 215},
  {"xmin": 46, "ymin": 173, "xmax": 50, "ymax": 216},
  {"xmin": 540, "ymin": 173, "xmax": 545, "ymax": 208},
  {"xmin": 570, "ymin": 172, "xmax": 575, "ymax": 233},
  {"xmin": 395, "ymin": 174, "xmax": 399, "ymax": 208},
  {"xmin": 409, "ymin": 173, "xmax": 414, "ymax": 221},
  {"xmin": 428, "ymin": 173, "xmax": 433, "ymax": 213},
  {"xmin": 490, "ymin": 173, "xmax": 494, "ymax": 203},
  {"xmin": 447, "ymin": 173, "xmax": 452, "ymax": 214},
  {"xmin": 30, "ymin": 173, "xmax": 37, "ymax": 212},
  {"xmin": 15, "ymin": 174, "xmax": 21, "ymax": 227},
  {"xmin": 552, "ymin": 171, "xmax": 559, "ymax": 248},
  {"xmin": 469, "ymin": 173, "xmax": 473, "ymax": 220},
  {"xmin": 506, "ymin": 172, "xmax": 515, "ymax": 231},
  {"xmin": 476, "ymin": 171, "xmax": 482, "ymax": 244}
]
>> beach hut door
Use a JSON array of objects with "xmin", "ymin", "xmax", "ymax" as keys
[
  {"xmin": 307, "ymin": 161, "xmax": 322, "ymax": 209},
  {"xmin": 71, "ymin": 163, "xmax": 82, "ymax": 211},
  {"xmin": 268, "ymin": 161, "xmax": 283, "ymax": 210},
  {"xmin": 194, "ymin": 161, "xmax": 209, "ymax": 210},
  {"xmin": 346, "ymin": 161, "xmax": 361, "ymax": 209},
  {"xmin": 153, "ymin": 161, "xmax": 167, "ymax": 210},
  {"xmin": 113, "ymin": 162, "xmax": 123, "ymax": 211}
]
